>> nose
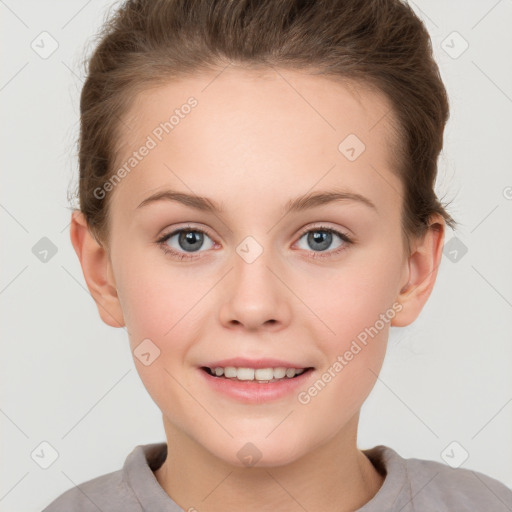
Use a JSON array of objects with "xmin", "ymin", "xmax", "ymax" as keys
[{"xmin": 218, "ymin": 245, "xmax": 291, "ymax": 332}]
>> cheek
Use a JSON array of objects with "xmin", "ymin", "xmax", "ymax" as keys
[
  {"xmin": 116, "ymin": 253, "xmax": 201, "ymax": 345},
  {"xmin": 116, "ymin": 264, "xmax": 202, "ymax": 417},
  {"xmin": 300, "ymin": 257, "xmax": 400, "ymax": 344},
  {"xmin": 293, "ymin": 265, "xmax": 394, "ymax": 428}
]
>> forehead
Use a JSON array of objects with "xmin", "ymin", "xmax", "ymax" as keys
[{"xmin": 109, "ymin": 66, "xmax": 402, "ymax": 218}]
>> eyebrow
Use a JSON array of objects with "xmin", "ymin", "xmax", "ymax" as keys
[{"xmin": 136, "ymin": 188, "xmax": 377, "ymax": 214}]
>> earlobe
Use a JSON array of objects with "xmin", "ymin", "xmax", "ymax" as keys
[
  {"xmin": 391, "ymin": 217, "xmax": 445, "ymax": 327},
  {"xmin": 69, "ymin": 211, "xmax": 125, "ymax": 328}
]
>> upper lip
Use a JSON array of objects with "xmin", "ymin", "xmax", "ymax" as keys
[{"xmin": 201, "ymin": 357, "xmax": 312, "ymax": 370}]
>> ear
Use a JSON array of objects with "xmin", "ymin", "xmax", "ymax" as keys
[
  {"xmin": 391, "ymin": 215, "xmax": 445, "ymax": 327},
  {"xmin": 69, "ymin": 210, "xmax": 125, "ymax": 328}
]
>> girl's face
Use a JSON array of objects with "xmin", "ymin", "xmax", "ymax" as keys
[{"xmin": 105, "ymin": 67, "xmax": 417, "ymax": 467}]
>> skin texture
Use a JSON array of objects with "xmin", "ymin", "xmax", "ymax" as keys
[{"xmin": 70, "ymin": 66, "xmax": 445, "ymax": 512}]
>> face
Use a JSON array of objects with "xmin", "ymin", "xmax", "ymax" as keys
[{"xmin": 105, "ymin": 67, "xmax": 409, "ymax": 467}]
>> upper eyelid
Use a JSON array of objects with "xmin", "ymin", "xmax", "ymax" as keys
[{"xmin": 159, "ymin": 224, "xmax": 215, "ymax": 241}]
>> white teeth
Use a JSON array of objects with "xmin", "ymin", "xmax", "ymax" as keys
[
  {"xmin": 223, "ymin": 367, "xmax": 237, "ymax": 378},
  {"xmin": 273, "ymin": 367, "xmax": 287, "ymax": 379},
  {"xmin": 255, "ymin": 368, "xmax": 274, "ymax": 381},
  {"xmin": 207, "ymin": 366, "xmax": 306, "ymax": 381},
  {"xmin": 237, "ymin": 368, "xmax": 254, "ymax": 381}
]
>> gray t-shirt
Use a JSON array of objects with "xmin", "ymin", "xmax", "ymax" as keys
[{"xmin": 42, "ymin": 442, "xmax": 512, "ymax": 511}]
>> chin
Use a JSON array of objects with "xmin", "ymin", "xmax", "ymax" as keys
[{"xmin": 208, "ymin": 435, "xmax": 309, "ymax": 469}]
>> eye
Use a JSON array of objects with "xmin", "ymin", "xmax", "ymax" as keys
[
  {"xmin": 294, "ymin": 225, "xmax": 353, "ymax": 259},
  {"xmin": 156, "ymin": 225, "xmax": 216, "ymax": 260},
  {"xmin": 155, "ymin": 224, "xmax": 354, "ymax": 261}
]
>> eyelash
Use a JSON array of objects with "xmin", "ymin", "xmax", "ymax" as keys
[{"xmin": 155, "ymin": 224, "xmax": 354, "ymax": 261}]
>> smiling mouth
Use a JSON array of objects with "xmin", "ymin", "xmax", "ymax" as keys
[{"xmin": 201, "ymin": 366, "xmax": 314, "ymax": 383}]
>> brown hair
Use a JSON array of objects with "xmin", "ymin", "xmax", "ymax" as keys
[{"xmin": 70, "ymin": 0, "xmax": 457, "ymax": 255}]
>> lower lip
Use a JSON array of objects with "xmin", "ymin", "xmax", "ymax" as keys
[{"xmin": 198, "ymin": 368, "xmax": 315, "ymax": 404}]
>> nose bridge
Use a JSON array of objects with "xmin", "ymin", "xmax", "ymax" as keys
[
  {"xmin": 218, "ymin": 233, "xmax": 289, "ymax": 329},
  {"xmin": 234, "ymin": 233, "xmax": 279, "ymax": 301}
]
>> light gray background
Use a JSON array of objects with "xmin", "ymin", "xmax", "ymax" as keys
[{"xmin": 1, "ymin": 1, "xmax": 511, "ymax": 511}]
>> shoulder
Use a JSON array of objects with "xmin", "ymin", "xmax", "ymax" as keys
[
  {"xmin": 41, "ymin": 468, "xmax": 140, "ymax": 512},
  {"xmin": 41, "ymin": 442, "xmax": 169, "ymax": 512},
  {"xmin": 43, "ymin": 446, "xmax": 145, "ymax": 512},
  {"xmin": 399, "ymin": 448, "xmax": 512, "ymax": 510},
  {"xmin": 362, "ymin": 445, "xmax": 512, "ymax": 511}
]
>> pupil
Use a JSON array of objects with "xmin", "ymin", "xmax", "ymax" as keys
[
  {"xmin": 309, "ymin": 231, "xmax": 331, "ymax": 251},
  {"xmin": 180, "ymin": 231, "xmax": 203, "ymax": 252}
]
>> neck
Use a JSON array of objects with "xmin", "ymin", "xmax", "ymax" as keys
[{"xmin": 154, "ymin": 414, "xmax": 385, "ymax": 512}]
